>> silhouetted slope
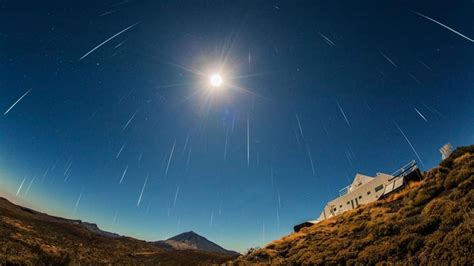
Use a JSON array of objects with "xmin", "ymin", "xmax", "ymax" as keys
[
  {"xmin": 154, "ymin": 231, "xmax": 239, "ymax": 255},
  {"xmin": 0, "ymin": 198, "xmax": 237, "ymax": 265},
  {"xmin": 235, "ymin": 145, "xmax": 474, "ymax": 265}
]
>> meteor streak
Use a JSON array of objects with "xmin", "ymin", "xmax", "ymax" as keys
[
  {"xmin": 337, "ymin": 103, "xmax": 351, "ymax": 128},
  {"xmin": 119, "ymin": 165, "xmax": 128, "ymax": 184},
  {"xmin": 183, "ymin": 135, "xmax": 189, "ymax": 153},
  {"xmin": 224, "ymin": 127, "xmax": 229, "ymax": 160},
  {"xmin": 186, "ymin": 144, "xmax": 193, "ymax": 170},
  {"xmin": 99, "ymin": 10, "xmax": 118, "ymax": 17},
  {"xmin": 231, "ymin": 113, "xmax": 236, "ymax": 133},
  {"xmin": 270, "ymin": 167, "xmax": 274, "ymax": 189},
  {"xmin": 41, "ymin": 167, "xmax": 50, "ymax": 183},
  {"xmin": 116, "ymin": 144, "xmax": 125, "ymax": 159},
  {"xmin": 318, "ymin": 32, "xmax": 336, "ymax": 46},
  {"xmin": 79, "ymin": 22, "xmax": 139, "ymax": 60},
  {"xmin": 417, "ymin": 59, "xmax": 432, "ymax": 71},
  {"xmin": 414, "ymin": 107, "xmax": 428, "ymax": 122},
  {"xmin": 122, "ymin": 110, "xmax": 138, "ymax": 131},
  {"xmin": 64, "ymin": 161, "xmax": 73, "ymax": 176},
  {"xmin": 137, "ymin": 174, "xmax": 148, "ymax": 207},
  {"xmin": 276, "ymin": 208, "xmax": 280, "ymax": 229},
  {"xmin": 394, "ymin": 122, "xmax": 425, "ymax": 167},
  {"xmin": 210, "ymin": 211, "xmax": 214, "ymax": 228},
  {"xmin": 277, "ymin": 189, "xmax": 281, "ymax": 208},
  {"xmin": 4, "ymin": 89, "xmax": 31, "ymax": 115},
  {"xmin": 295, "ymin": 112, "xmax": 304, "ymax": 139},
  {"xmin": 412, "ymin": 11, "xmax": 474, "ymax": 42},
  {"xmin": 247, "ymin": 115, "xmax": 250, "ymax": 166},
  {"xmin": 164, "ymin": 140, "xmax": 176, "ymax": 178},
  {"xmin": 112, "ymin": 211, "xmax": 118, "ymax": 226},
  {"xmin": 423, "ymin": 103, "xmax": 446, "ymax": 118},
  {"xmin": 173, "ymin": 185, "xmax": 180, "ymax": 208},
  {"xmin": 114, "ymin": 41, "xmax": 125, "ymax": 49},
  {"xmin": 16, "ymin": 178, "xmax": 26, "ymax": 196},
  {"xmin": 25, "ymin": 175, "xmax": 37, "ymax": 196},
  {"xmin": 293, "ymin": 128, "xmax": 300, "ymax": 145},
  {"xmin": 73, "ymin": 192, "xmax": 82, "ymax": 214},
  {"xmin": 379, "ymin": 51, "xmax": 398, "ymax": 68},
  {"xmin": 408, "ymin": 73, "xmax": 422, "ymax": 85},
  {"xmin": 306, "ymin": 145, "xmax": 316, "ymax": 176}
]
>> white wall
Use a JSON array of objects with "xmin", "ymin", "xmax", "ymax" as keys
[{"xmin": 318, "ymin": 173, "xmax": 394, "ymax": 220}]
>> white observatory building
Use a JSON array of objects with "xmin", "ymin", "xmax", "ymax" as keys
[
  {"xmin": 294, "ymin": 161, "xmax": 422, "ymax": 232},
  {"xmin": 440, "ymin": 143, "xmax": 453, "ymax": 160}
]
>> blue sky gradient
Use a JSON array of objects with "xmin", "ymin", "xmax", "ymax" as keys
[{"xmin": 0, "ymin": 0, "xmax": 473, "ymax": 252}]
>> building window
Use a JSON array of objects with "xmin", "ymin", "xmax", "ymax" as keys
[
  {"xmin": 339, "ymin": 205, "xmax": 342, "ymax": 208},
  {"xmin": 367, "ymin": 191, "xmax": 371, "ymax": 195},
  {"xmin": 333, "ymin": 208, "xmax": 337, "ymax": 212},
  {"xmin": 359, "ymin": 195, "xmax": 362, "ymax": 199},
  {"xmin": 347, "ymin": 201, "xmax": 350, "ymax": 205},
  {"xmin": 375, "ymin": 184, "xmax": 384, "ymax": 192}
]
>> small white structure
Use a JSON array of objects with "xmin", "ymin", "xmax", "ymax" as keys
[
  {"xmin": 439, "ymin": 143, "xmax": 453, "ymax": 161},
  {"xmin": 294, "ymin": 161, "xmax": 421, "ymax": 232}
]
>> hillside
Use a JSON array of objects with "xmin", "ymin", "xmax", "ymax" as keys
[
  {"xmin": 154, "ymin": 231, "xmax": 239, "ymax": 256},
  {"xmin": 235, "ymin": 145, "xmax": 474, "ymax": 265},
  {"xmin": 0, "ymin": 198, "xmax": 237, "ymax": 265}
]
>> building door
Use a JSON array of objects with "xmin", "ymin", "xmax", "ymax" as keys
[
  {"xmin": 355, "ymin": 198, "xmax": 359, "ymax": 207},
  {"xmin": 350, "ymin": 200, "xmax": 354, "ymax": 209}
]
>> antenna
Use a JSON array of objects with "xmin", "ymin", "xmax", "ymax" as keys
[{"xmin": 439, "ymin": 143, "xmax": 453, "ymax": 160}]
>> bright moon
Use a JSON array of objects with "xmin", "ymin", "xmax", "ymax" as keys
[{"xmin": 210, "ymin": 74, "xmax": 223, "ymax": 87}]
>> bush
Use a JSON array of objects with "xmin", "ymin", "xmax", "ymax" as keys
[
  {"xmin": 372, "ymin": 222, "xmax": 400, "ymax": 237},
  {"xmin": 244, "ymin": 247, "xmax": 258, "ymax": 256},
  {"xmin": 411, "ymin": 217, "xmax": 440, "ymax": 235},
  {"xmin": 397, "ymin": 233, "xmax": 424, "ymax": 255},
  {"xmin": 439, "ymin": 212, "xmax": 463, "ymax": 232},
  {"xmin": 412, "ymin": 184, "xmax": 443, "ymax": 207}
]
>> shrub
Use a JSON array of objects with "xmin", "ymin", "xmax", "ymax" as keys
[
  {"xmin": 412, "ymin": 217, "xmax": 440, "ymax": 235},
  {"xmin": 397, "ymin": 233, "xmax": 424, "ymax": 255},
  {"xmin": 412, "ymin": 184, "xmax": 443, "ymax": 207},
  {"xmin": 372, "ymin": 222, "xmax": 400, "ymax": 237},
  {"xmin": 439, "ymin": 212, "xmax": 463, "ymax": 232},
  {"xmin": 244, "ymin": 247, "xmax": 257, "ymax": 256}
]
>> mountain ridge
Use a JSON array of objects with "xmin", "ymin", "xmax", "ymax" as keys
[
  {"xmin": 0, "ymin": 196, "xmax": 238, "ymax": 255},
  {"xmin": 0, "ymin": 197, "xmax": 238, "ymax": 264}
]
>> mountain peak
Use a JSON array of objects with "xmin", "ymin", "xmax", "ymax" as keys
[
  {"xmin": 168, "ymin": 231, "xmax": 205, "ymax": 241},
  {"xmin": 174, "ymin": 231, "xmax": 198, "ymax": 237},
  {"xmin": 154, "ymin": 231, "xmax": 239, "ymax": 255}
]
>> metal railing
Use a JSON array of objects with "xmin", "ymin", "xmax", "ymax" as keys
[
  {"xmin": 338, "ymin": 160, "xmax": 418, "ymax": 197},
  {"xmin": 388, "ymin": 160, "xmax": 417, "ymax": 181},
  {"xmin": 339, "ymin": 185, "xmax": 351, "ymax": 196}
]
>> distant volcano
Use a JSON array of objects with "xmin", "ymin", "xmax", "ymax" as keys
[
  {"xmin": 154, "ymin": 231, "xmax": 239, "ymax": 256},
  {"xmin": 0, "ymin": 198, "xmax": 238, "ymax": 264}
]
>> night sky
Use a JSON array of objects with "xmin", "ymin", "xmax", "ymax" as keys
[{"xmin": 0, "ymin": 0, "xmax": 473, "ymax": 252}]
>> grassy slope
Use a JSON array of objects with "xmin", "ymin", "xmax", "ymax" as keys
[
  {"xmin": 0, "ymin": 198, "xmax": 236, "ymax": 265},
  {"xmin": 235, "ymin": 146, "xmax": 474, "ymax": 265}
]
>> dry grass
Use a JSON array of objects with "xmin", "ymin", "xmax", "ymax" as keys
[
  {"xmin": 0, "ymin": 199, "xmax": 237, "ymax": 265},
  {"xmin": 234, "ymin": 145, "xmax": 474, "ymax": 265}
]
